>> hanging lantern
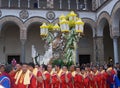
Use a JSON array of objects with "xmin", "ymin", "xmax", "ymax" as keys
[
  {"xmin": 60, "ymin": 19, "xmax": 69, "ymax": 33},
  {"xmin": 53, "ymin": 23, "xmax": 60, "ymax": 31},
  {"xmin": 75, "ymin": 18, "xmax": 84, "ymax": 33},
  {"xmin": 40, "ymin": 23, "xmax": 48, "ymax": 37},
  {"xmin": 68, "ymin": 11, "xmax": 77, "ymax": 21}
]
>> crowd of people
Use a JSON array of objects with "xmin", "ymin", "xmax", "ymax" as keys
[{"xmin": 0, "ymin": 62, "xmax": 120, "ymax": 88}]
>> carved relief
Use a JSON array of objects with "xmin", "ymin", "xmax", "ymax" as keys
[
  {"xmin": 19, "ymin": 10, "xmax": 29, "ymax": 19},
  {"xmin": 46, "ymin": 11, "xmax": 55, "ymax": 20}
]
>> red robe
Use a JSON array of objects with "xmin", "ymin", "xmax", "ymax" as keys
[
  {"xmin": 88, "ymin": 72, "xmax": 94, "ymax": 88},
  {"xmin": 9, "ymin": 70, "xmax": 16, "ymax": 88},
  {"xmin": 44, "ymin": 71, "xmax": 51, "ymax": 88},
  {"xmin": 101, "ymin": 70, "xmax": 108, "ymax": 88},
  {"xmin": 83, "ymin": 75, "xmax": 90, "ymax": 88},
  {"xmin": 67, "ymin": 72, "xmax": 73, "ymax": 88},
  {"xmin": 60, "ymin": 72, "xmax": 67, "ymax": 88},
  {"xmin": 37, "ymin": 71, "xmax": 44, "ymax": 88},
  {"xmin": 29, "ymin": 75, "xmax": 37, "ymax": 88},
  {"xmin": 74, "ymin": 73, "xmax": 83, "ymax": 88},
  {"xmin": 93, "ymin": 71, "xmax": 102, "ymax": 88},
  {"xmin": 51, "ymin": 72, "xmax": 60, "ymax": 88},
  {"xmin": 60, "ymin": 72, "xmax": 73, "ymax": 88}
]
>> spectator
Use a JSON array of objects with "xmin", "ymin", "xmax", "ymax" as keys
[{"xmin": 0, "ymin": 65, "xmax": 12, "ymax": 88}]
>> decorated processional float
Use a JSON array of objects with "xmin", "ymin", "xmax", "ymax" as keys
[{"xmin": 32, "ymin": 11, "xmax": 84, "ymax": 67}]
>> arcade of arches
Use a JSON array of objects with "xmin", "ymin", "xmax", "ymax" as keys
[{"xmin": 0, "ymin": 11, "xmax": 120, "ymax": 65}]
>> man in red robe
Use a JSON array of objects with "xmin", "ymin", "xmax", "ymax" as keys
[
  {"xmin": 81, "ymin": 67, "xmax": 90, "ymax": 88},
  {"xmin": 74, "ymin": 66, "xmax": 83, "ymax": 88},
  {"xmin": 15, "ymin": 63, "xmax": 36, "ymax": 88},
  {"xmin": 27, "ymin": 62, "xmax": 37, "ymax": 88},
  {"xmin": 60, "ymin": 65, "xmax": 73, "ymax": 88},
  {"xmin": 36, "ymin": 69, "xmax": 44, "ymax": 88},
  {"xmin": 9, "ymin": 62, "xmax": 22, "ymax": 88},
  {"xmin": 99, "ymin": 65, "xmax": 108, "ymax": 88},
  {"xmin": 93, "ymin": 66, "xmax": 102, "ymax": 88},
  {"xmin": 43, "ymin": 64, "xmax": 52, "ymax": 88},
  {"xmin": 51, "ymin": 64, "xmax": 62, "ymax": 88},
  {"xmin": 51, "ymin": 71, "xmax": 60, "ymax": 88},
  {"xmin": 33, "ymin": 64, "xmax": 46, "ymax": 88}
]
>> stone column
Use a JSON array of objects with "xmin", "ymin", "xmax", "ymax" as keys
[
  {"xmin": 18, "ymin": 0, "xmax": 20, "ymax": 8},
  {"xmin": 76, "ymin": 0, "xmax": 79, "ymax": 10},
  {"xmin": 0, "ymin": 0, "xmax": 2, "ymax": 7},
  {"xmin": 84, "ymin": 0, "xmax": 87, "ymax": 10},
  {"xmin": 93, "ymin": 37, "xmax": 97, "ymax": 64},
  {"xmin": 68, "ymin": 0, "xmax": 70, "ymax": 10},
  {"xmin": 59, "ymin": 0, "xmax": 62, "ymax": 9},
  {"xmin": 96, "ymin": 36, "xmax": 104, "ymax": 65},
  {"xmin": 37, "ymin": 0, "xmax": 40, "ymax": 8},
  {"xmin": 20, "ymin": 28, "xmax": 27, "ymax": 63},
  {"xmin": 28, "ymin": 0, "xmax": 30, "ymax": 8},
  {"xmin": 113, "ymin": 37, "xmax": 119, "ymax": 64},
  {"xmin": 20, "ymin": 39, "xmax": 26, "ymax": 63},
  {"xmin": 8, "ymin": 0, "xmax": 11, "ymax": 8}
]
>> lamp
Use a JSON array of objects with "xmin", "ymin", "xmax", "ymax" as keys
[
  {"xmin": 60, "ymin": 18, "xmax": 69, "ymax": 33},
  {"xmin": 68, "ymin": 11, "xmax": 77, "ymax": 21},
  {"xmin": 40, "ymin": 23, "xmax": 48, "ymax": 37},
  {"xmin": 53, "ymin": 23, "xmax": 60, "ymax": 31},
  {"xmin": 75, "ymin": 18, "xmax": 84, "ymax": 33}
]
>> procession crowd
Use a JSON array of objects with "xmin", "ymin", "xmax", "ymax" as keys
[{"xmin": 0, "ymin": 62, "xmax": 120, "ymax": 88}]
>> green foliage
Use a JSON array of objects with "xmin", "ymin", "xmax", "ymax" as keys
[
  {"xmin": 43, "ymin": 32, "xmax": 54, "ymax": 44},
  {"xmin": 52, "ymin": 59, "xmax": 64, "ymax": 67},
  {"xmin": 52, "ymin": 58, "xmax": 74, "ymax": 68}
]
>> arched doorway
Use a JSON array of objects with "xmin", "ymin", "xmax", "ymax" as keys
[
  {"xmin": 78, "ymin": 23, "xmax": 93, "ymax": 65},
  {"xmin": 0, "ymin": 22, "xmax": 20, "ymax": 64},
  {"xmin": 111, "ymin": 3, "xmax": 120, "ymax": 63},
  {"xmin": 103, "ymin": 21, "xmax": 114, "ymax": 63},
  {"xmin": 26, "ymin": 23, "xmax": 45, "ymax": 62}
]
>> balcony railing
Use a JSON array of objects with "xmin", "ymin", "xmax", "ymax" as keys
[{"xmin": 0, "ymin": 0, "xmax": 109, "ymax": 11}]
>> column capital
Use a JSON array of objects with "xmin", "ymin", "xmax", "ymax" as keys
[
  {"xmin": 111, "ymin": 35, "xmax": 119, "ymax": 39},
  {"xmin": 111, "ymin": 36, "xmax": 119, "ymax": 39},
  {"xmin": 111, "ymin": 26, "xmax": 119, "ymax": 38}
]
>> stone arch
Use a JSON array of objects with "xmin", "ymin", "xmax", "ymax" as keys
[
  {"xmin": 0, "ymin": 16, "xmax": 24, "ymax": 31},
  {"xmin": 24, "ymin": 16, "xmax": 50, "ymax": 31},
  {"xmin": 82, "ymin": 18, "xmax": 96, "ymax": 37},
  {"xmin": 111, "ymin": 1, "xmax": 120, "ymax": 37},
  {"xmin": 0, "ymin": 16, "xmax": 26, "ymax": 39},
  {"xmin": 97, "ymin": 11, "xmax": 111, "ymax": 37}
]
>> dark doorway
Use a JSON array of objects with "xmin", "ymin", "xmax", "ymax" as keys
[
  {"xmin": 79, "ymin": 55, "xmax": 90, "ymax": 65},
  {"xmin": 7, "ymin": 55, "xmax": 20, "ymax": 64}
]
